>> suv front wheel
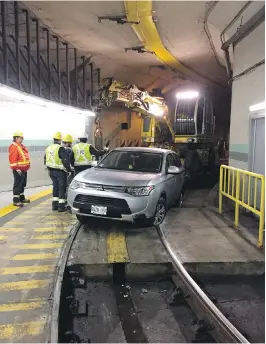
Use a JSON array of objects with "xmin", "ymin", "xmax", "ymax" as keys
[{"xmin": 151, "ymin": 197, "xmax": 167, "ymax": 226}]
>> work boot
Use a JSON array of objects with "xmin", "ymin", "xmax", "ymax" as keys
[
  {"xmin": 13, "ymin": 196, "xmax": 24, "ymax": 207},
  {"xmin": 58, "ymin": 202, "xmax": 66, "ymax": 212},
  {"xmin": 52, "ymin": 201, "xmax": 59, "ymax": 211},
  {"xmin": 20, "ymin": 194, "xmax": 30, "ymax": 203}
]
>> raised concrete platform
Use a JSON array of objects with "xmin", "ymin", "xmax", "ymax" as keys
[
  {"xmin": 0, "ymin": 196, "xmax": 75, "ymax": 343},
  {"xmin": 160, "ymin": 206, "xmax": 264, "ymax": 276}
]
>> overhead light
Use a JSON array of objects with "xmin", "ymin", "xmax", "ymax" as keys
[
  {"xmin": 249, "ymin": 102, "xmax": 265, "ymax": 112},
  {"xmin": 148, "ymin": 103, "xmax": 165, "ymax": 117},
  {"xmin": 176, "ymin": 91, "xmax": 199, "ymax": 99},
  {"xmin": 0, "ymin": 83, "xmax": 95, "ymax": 117}
]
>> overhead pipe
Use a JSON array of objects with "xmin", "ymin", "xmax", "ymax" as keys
[
  {"xmin": 222, "ymin": 6, "xmax": 265, "ymax": 50},
  {"xmin": 1, "ymin": 1, "xmax": 8, "ymax": 84},
  {"xmin": 23, "ymin": 9, "xmax": 32, "ymax": 93},
  {"xmin": 14, "ymin": 2, "xmax": 21, "ymax": 89},
  {"xmin": 220, "ymin": 1, "xmax": 252, "ymax": 44},
  {"xmin": 221, "ymin": 6, "xmax": 265, "ymax": 80}
]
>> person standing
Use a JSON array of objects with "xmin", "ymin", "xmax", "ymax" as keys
[
  {"xmin": 62, "ymin": 134, "xmax": 74, "ymax": 195},
  {"xmin": 70, "ymin": 133, "xmax": 107, "ymax": 175},
  {"xmin": 44, "ymin": 132, "xmax": 71, "ymax": 212},
  {"xmin": 9, "ymin": 131, "xmax": 31, "ymax": 207}
]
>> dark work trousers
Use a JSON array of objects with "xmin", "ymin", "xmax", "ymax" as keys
[
  {"xmin": 13, "ymin": 170, "xmax": 27, "ymax": 196},
  {"xmin": 49, "ymin": 169, "xmax": 67, "ymax": 200},
  {"xmin": 74, "ymin": 165, "xmax": 91, "ymax": 176}
]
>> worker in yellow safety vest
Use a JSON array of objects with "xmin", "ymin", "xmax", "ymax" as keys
[
  {"xmin": 70, "ymin": 133, "xmax": 108, "ymax": 175},
  {"xmin": 44, "ymin": 132, "xmax": 71, "ymax": 212}
]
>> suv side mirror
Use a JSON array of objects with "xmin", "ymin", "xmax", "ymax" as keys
[{"xmin": 167, "ymin": 166, "xmax": 184, "ymax": 174}]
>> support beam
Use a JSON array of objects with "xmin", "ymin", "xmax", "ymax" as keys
[
  {"xmin": 64, "ymin": 42, "xmax": 70, "ymax": 104},
  {"xmin": 32, "ymin": 18, "xmax": 41, "ymax": 96},
  {"xmin": 89, "ymin": 62, "xmax": 93, "ymax": 107},
  {"xmin": 14, "ymin": 2, "xmax": 21, "ymax": 89},
  {"xmin": 1, "ymin": 1, "xmax": 8, "ymax": 84},
  {"xmin": 54, "ymin": 36, "xmax": 61, "ymax": 102},
  {"xmin": 43, "ymin": 28, "xmax": 51, "ymax": 99},
  {"xmin": 81, "ymin": 56, "xmax": 86, "ymax": 108},
  {"xmin": 23, "ymin": 9, "xmax": 32, "ymax": 93}
]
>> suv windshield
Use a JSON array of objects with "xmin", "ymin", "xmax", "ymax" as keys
[{"xmin": 97, "ymin": 151, "xmax": 163, "ymax": 173}]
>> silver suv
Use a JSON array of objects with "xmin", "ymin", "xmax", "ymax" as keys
[{"xmin": 68, "ymin": 147, "xmax": 185, "ymax": 226}]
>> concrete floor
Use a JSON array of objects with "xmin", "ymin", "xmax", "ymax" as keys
[
  {"xmin": 0, "ymin": 196, "xmax": 75, "ymax": 343},
  {"xmin": 0, "ymin": 186, "xmax": 51, "ymax": 209}
]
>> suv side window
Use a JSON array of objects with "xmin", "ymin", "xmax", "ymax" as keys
[{"xmin": 172, "ymin": 153, "xmax": 182, "ymax": 168}]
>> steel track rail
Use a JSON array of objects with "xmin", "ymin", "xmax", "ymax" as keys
[
  {"xmin": 48, "ymin": 221, "xmax": 81, "ymax": 343},
  {"xmin": 156, "ymin": 225, "xmax": 249, "ymax": 343}
]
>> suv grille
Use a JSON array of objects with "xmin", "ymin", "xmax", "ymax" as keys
[{"xmin": 74, "ymin": 194, "xmax": 131, "ymax": 216}]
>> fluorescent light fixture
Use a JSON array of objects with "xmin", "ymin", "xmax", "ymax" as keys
[
  {"xmin": 176, "ymin": 91, "xmax": 199, "ymax": 99},
  {"xmin": 0, "ymin": 83, "xmax": 95, "ymax": 117},
  {"xmin": 249, "ymin": 102, "xmax": 265, "ymax": 112}
]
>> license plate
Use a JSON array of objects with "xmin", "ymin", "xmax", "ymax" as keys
[{"xmin": 91, "ymin": 205, "xmax": 107, "ymax": 216}]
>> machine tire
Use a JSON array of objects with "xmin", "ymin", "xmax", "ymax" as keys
[
  {"xmin": 76, "ymin": 214, "xmax": 88, "ymax": 225},
  {"xmin": 149, "ymin": 197, "xmax": 167, "ymax": 226}
]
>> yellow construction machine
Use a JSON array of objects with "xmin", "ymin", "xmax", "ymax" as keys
[{"xmin": 101, "ymin": 80, "xmax": 217, "ymax": 177}]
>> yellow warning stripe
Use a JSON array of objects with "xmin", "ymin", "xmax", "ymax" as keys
[
  {"xmin": 12, "ymin": 253, "xmax": 58, "ymax": 260},
  {"xmin": 0, "ymin": 320, "xmax": 45, "ymax": 340},
  {"xmin": 34, "ymin": 227, "xmax": 70, "ymax": 232},
  {"xmin": 124, "ymin": 1, "xmax": 224, "ymax": 92},
  {"xmin": 0, "ymin": 300, "xmax": 46, "ymax": 312},
  {"xmin": 0, "ymin": 228, "xmax": 24, "ymax": 232},
  {"xmin": 0, "ymin": 279, "xmax": 49, "ymax": 291},
  {"xmin": 33, "ymin": 234, "xmax": 68, "ymax": 240},
  {"xmin": 107, "ymin": 228, "xmax": 130, "ymax": 263},
  {"xmin": 0, "ymin": 265, "xmax": 54, "ymax": 275},
  {"xmin": 0, "ymin": 189, "xmax": 52, "ymax": 217},
  {"xmin": 0, "ymin": 235, "xmax": 7, "ymax": 240},
  {"xmin": 13, "ymin": 243, "xmax": 62, "ymax": 249}
]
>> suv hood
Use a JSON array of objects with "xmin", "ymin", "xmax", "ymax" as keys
[{"xmin": 76, "ymin": 168, "xmax": 157, "ymax": 187}]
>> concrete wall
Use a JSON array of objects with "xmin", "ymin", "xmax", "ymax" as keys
[{"xmin": 229, "ymin": 22, "xmax": 265, "ymax": 170}]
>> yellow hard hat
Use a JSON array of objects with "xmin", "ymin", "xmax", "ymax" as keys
[
  {"xmin": 63, "ymin": 134, "xmax": 73, "ymax": 143},
  {"xmin": 13, "ymin": 131, "xmax": 24, "ymax": 138},
  {"xmin": 53, "ymin": 132, "xmax": 62, "ymax": 140}
]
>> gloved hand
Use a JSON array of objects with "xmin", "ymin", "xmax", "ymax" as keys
[
  {"xmin": 104, "ymin": 147, "xmax": 109, "ymax": 153},
  {"xmin": 16, "ymin": 169, "xmax": 22, "ymax": 175}
]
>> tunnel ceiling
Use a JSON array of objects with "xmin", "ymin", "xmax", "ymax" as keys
[{"xmin": 22, "ymin": 0, "xmax": 265, "ymax": 95}]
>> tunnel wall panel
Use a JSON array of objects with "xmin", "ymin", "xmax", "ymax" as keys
[
  {"xmin": 229, "ymin": 22, "xmax": 265, "ymax": 170},
  {"xmin": 0, "ymin": 99, "xmax": 94, "ymax": 192}
]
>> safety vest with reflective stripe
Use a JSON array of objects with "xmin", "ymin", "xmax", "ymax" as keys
[
  {"xmin": 73, "ymin": 143, "xmax": 92, "ymax": 166},
  {"xmin": 45, "ymin": 144, "xmax": 64, "ymax": 170},
  {"xmin": 9, "ymin": 142, "xmax": 30, "ymax": 170}
]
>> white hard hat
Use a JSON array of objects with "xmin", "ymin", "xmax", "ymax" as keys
[{"xmin": 78, "ymin": 133, "xmax": 88, "ymax": 139}]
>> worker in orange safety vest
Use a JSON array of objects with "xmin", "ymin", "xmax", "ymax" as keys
[{"xmin": 8, "ymin": 131, "xmax": 31, "ymax": 207}]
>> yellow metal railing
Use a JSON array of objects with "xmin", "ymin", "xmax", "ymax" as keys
[{"xmin": 219, "ymin": 165, "xmax": 265, "ymax": 247}]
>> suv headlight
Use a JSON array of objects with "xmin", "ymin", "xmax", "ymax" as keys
[
  {"xmin": 69, "ymin": 180, "xmax": 84, "ymax": 190},
  {"xmin": 126, "ymin": 186, "xmax": 154, "ymax": 197}
]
